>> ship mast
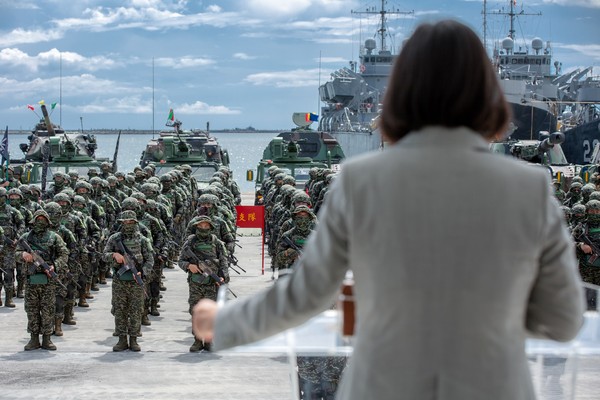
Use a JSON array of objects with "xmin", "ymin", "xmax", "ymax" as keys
[
  {"xmin": 488, "ymin": 0, "xmax": 541, "ymax": 40},
  {"xmin": 352, "ymin": 0, "xmax": 413, "ymax": 54}
]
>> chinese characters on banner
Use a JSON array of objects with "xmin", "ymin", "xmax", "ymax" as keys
[{"xmin": 235, "ymin": 205, "xmax": 266, "ymax": 274}]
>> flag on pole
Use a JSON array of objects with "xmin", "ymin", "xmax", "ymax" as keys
[
  {"xmin": 0, "ymin": 126, "xmax": 9, "ymax": 164},
  {"xmin": 305, "ymin": 112, "xmax": 319, "ymax": 122},
  {"xmin": 27, "ymin": 105, "xmax": 35, "ymax": 111},
  {"xmin": 167, "ymin": 108, "xmax": 174, "ymax": 122},
  {"xmin": 51, "ymin": 102, "xmax": 57, "ymax": 110},
  {"xmin": 0, "ymin": 126, "xmax": 9, "ymax": 180},
  {"xmin": 38, "ymin": 100, "xmax": 45, "ymax": 105}
]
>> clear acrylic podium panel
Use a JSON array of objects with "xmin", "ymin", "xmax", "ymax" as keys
[{"xmin": 219, "ymin": 284, "xmax": 600, "ymax": 400}]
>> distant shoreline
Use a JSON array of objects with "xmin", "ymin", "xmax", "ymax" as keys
[{"xmin": 6, "ymin": 129, "xmax": 282, "ymax": 135}]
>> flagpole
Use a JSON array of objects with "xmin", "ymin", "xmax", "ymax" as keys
[
  {"xmin": 152, "ymin": 57, "xmax": 155, "ymax": 139},
  {"xmin": 59, "ymin": 52, "xmax": 63, "ymax": 126}
]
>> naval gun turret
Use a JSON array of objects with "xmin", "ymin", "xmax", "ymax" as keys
[{"xmin": 489, "ymin": 131, "xmax": 575, "ymax": 184}]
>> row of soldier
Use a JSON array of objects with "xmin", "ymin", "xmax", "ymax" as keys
[
  {"xmin": 260, "ymin": 165, "xmax": 346, "ymax": 400},
  {"xmin": 555, "ymin": 175, "xmax": 600, "ymax": 310},
  {"xmin": 0, "ymin": 162, "xmax": 243, "ymax": 353}
]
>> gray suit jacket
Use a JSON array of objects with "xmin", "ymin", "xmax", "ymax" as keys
[{"xmin": 214, "ymin": 126, "xmax": 584, "ymax": 400}]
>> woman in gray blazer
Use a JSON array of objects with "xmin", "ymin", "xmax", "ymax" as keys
[{"xmin": 193, "ymin": 20, "xmax": 584, "ymax": 400}]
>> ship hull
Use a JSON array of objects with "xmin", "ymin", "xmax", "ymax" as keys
[
  {"xmin": 329, "ymin": 130, "xmax": 382, "ymax": 159},
  {"xmin": 562, "ymin": 119, "xmax": 600, "ymax": 165},
  {"xmin": 508, "ymin": 101, "xmax": 557, "ymax": 141}
]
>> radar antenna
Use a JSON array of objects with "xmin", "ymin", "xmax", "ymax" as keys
[{"xmin": 352, "ymin": 0, "xmax": 413, "ymax": 53}]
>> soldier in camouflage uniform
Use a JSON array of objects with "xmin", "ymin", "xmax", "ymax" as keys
[
  {"xmin": 276, "ymin": 205, "xmax": 317, "ymax": 271},
  {"xmin": 17, "ymin": 209, "xmax": 69, "ymax": 350},
  {"xmin": 178, "ymin": 216, "xmax": 228, "ymax": 352},
  {"xmin": 564, "ymin": 181, "xmax": 583, "ymax": 207},
  {"xmin": 71, "ymin": 194, "xmax": 102, "ymax": 302},
  {"xmin": 552, "ymin": 179, "xmax": 566, "ymax": 203},
  {"xmin": 187, "ymin": 194, "xmax": 234, "ymax": 253},
  {"xmin": 103, "ymin": 210, "xmax": 154, "ymax": 352},
  {"xmin": 8, "ymin": 188, "xmax": 32, "ymax": 300},
  {"xmin": 45, "ymin": 202, "xmax": 79, "ymax": 334},
  {"xmin": 574, "ymin": 199, "xmax": 600, "ymax": 310},
  {"xmin": 0, "ymin": 187, "xmax": 25, "ymax": 307},
  {"xmin": 43, "ymin": 172, "xmax": 69, "ymax": 200}
]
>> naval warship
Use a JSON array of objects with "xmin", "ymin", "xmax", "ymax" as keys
[
  {"xmin": 317, "ymin": 1, "xmax": 413, "ymax": 158},
  {"xmin": 489, "ymin": 0, "xmax": 600, "ymax": 165}
]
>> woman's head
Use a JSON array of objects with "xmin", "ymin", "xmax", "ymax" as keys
[{"xmin": 379, "ymin": 20, "xmax": 510, "ymax": 142}]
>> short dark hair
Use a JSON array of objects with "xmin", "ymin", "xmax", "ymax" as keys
[{"xmin": 379, "ymin": 20, "xmax": 510, "ymax": 142}]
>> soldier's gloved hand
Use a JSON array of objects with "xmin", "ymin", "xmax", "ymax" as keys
[
  {"xmin": 112, "ymin": 253, "xmax": 125, "ymax": 264},
  {"xmin": 174, "ymin": 215, "xmax": 181, "ymax": 224},
  {"xmin": 22, "ymin": 252, "xmax": 34, "ymax": 263},
  {"xmin": 226, "ymin": 242, "xmax": 235, "ymax": 254}
]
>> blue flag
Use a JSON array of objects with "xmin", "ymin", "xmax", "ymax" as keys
[{"xmin": 0, "ymin": 126, "xmax": 9, "ymax": 164}]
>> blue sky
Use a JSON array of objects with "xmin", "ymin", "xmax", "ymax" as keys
[{"xmin": 0, "ymin": 0, "xmax": 598, "ymax": 131}]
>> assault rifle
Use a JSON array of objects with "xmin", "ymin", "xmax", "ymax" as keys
[
  {"xmin": 574, "ymin": 223, "xmax": 600, "ymax": 264},
  {"xmin": 18, "ymin": 238, "xmax": 68, "ymax": 291},
  {"xmin": 115, "ymin": 239, "xmax": 147, "ymax": 297},
  {"xmin": 227, "ymin": 254, "xmax": 247, "ymax": 273},
  {"xmin": 182, "ymin": 247, "xmax": 237, "ymax": 298},
  {"xmin": 281, "ymin": 235, "xmax": 303, "ymax": 254}
]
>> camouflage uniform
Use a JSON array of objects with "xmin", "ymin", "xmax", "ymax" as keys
[
  {"xmin": 16, "ymin": 210, "xmax": 68, "ymax": 351},
  {"xmin": 45, "ymin": 202, "xmax": 79, "ymax": 333},
  {"xmin": 276, "ymin": 206, "xmax": 317, "ymax": 271},
  {"xmin": 178, "ymin": 216, "xmax": 228, "ymax": 352},
  {"xmin": 0, "ymin": 187, "xmax": 25, "ymax": 307},
  {"xmin": 8, "ymin": 188, "xmax": 32, "ymax": 300},
  {"xmin": 103, "ymin": 210, "xmax": 153, "ymax": 351},
  {"xmin": 574, "ymin": 200, "xmax": 600, "ymax": 310}
]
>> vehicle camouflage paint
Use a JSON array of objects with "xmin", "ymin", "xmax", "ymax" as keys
[
  {"xmin": 489, "ymin": 131, "xmax": 576, "ymax": 187},
  {"xmin": 249, "ymin": 113, "xmax": 346, "ymax": 204},
  {"xmin": 139, "ymin": 119, "xmax": 230, "ymax": 187},
  {"xmin": 9, "ymin": 103, "xmax": 110, "ymax": 187}
]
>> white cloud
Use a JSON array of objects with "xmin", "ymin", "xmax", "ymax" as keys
[
  {"xmin": 543, "ymin": 0, "xmax": 600, "ymax": 8},
  {"xmin": 74, "ymin": 96, "xmax": 153, "ymax": 114},
  {"xmin": 176, "ymin": 101, "xmax": 240, "ymax": 115},
  {"xmin": 0, "ymin": 74, "xmax": 149, "ymax": 99},
  {"xmin": 315, "ymin": 56, "xmax": 347, "ymax": 63},
  {"xmin": 206, "ymin": 5, "xmax": 222, "ymax": 13},
  {"xmin": 244, "ymin": 68, "xmax": 326, "ymax": 88},
  {"xmin": 0, "ymin": 28, "xmax": 64, "ymax": 47},
  {"xmin": 243, "ymin": 0, "xmax": 349, "ymax": 17},
  {"xmin": 154, "ymin": 56, "xmax": 215, "ymax": 68},
  {"xmin": 555, "ymin": 43, "xmax": 600, "ymax": 61},
  {"xmin": 0, "ymin": 0, "xmax": 39, "ymax": 9},
  {"xmin": 0, "ymin": 48, "xmax": 119, "ymax": 72},
  {"xmin": 233, "ymin": 52, "xmax": 256, "ymax": 60}
]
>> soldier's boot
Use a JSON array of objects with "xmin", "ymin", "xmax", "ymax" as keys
[
  {"xmin": 4, "ymin": 289, "xmax": 15, "ymax": 308},
  {"xmin": 78, "ymin": 294, "xmax": 89, "ymax": 308},
  {"xmin": 16, "ymin": 280, "xmax": 24, "ymax": 298},
  {"xmin": 189, "ymin": 338, "xmax": 203, "ymax": 352},
  {"xmin": 202, "ymin": 341, "xmax": 212, "ymax": 352},
  {"xmin": 159, "ymin": 282, "xmax": 167, "ymax": 291},
  {"xmin": 129, "ymin": 336, "xmax": 141, "ymax": 352},
  {"xmin": 150, "ymin": 300, "xmax": 160, "ymax": 316},
  {"xmin": 63, "ymin": 306, "xmax": 76, "ymax": 325},
  {"xmin": 54, "ymin": 318, "xmax": 64, "ymax": 336},
  {"xmin": 91, "ymin": 277, "xmax": 100, "ymax": 292},
  {"xmin": 99, "ymin": 271, "xmax": 107, "ymax": 285},
  {"xmin": 24, "ymin": 334, "xmax": 41, "ymax": 351},
  {"xmin": 105, "ymin": 269, "xmax": 113, "ymax": 279},
  {"xmin": 85, "ymin": 283, "xmax": 94, "ymax": 299},
  {"xmin": 141, "ymin": 310, "xmax": 151, "ymax": 326},
  {"xmin": 112, "ymin": 336, "xmax": 128, "ymax": 352},
  {"xmin": 42, "ymin": 335, "xmax": 57, "ymax": 350}
]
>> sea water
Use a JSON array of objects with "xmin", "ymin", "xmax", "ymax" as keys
[{"xmin": 7, "ymin": 132, "xmax": 276, "ymax": 193}]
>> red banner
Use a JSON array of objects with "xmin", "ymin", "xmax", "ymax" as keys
[{"xmin": 235, "ymin": 205, "xmax": 264, "ymax": 229}]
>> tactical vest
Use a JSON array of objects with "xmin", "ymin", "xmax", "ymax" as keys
[{"xmin": 0, "ymin": 205, "xmax": 17, "ymax": 239}]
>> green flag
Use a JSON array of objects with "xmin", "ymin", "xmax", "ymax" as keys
[{"xmin": 51, "ymin": 102, "xmax": 57, "ymax": 110}]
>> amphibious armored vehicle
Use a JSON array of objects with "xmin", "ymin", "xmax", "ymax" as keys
[
  {"xmin": 139, "ymin": 119, "xmax": 230, "ymax": 187},
  {"xmin": 9, "ymin": 103, "xmax": 110, "ymax": 188},
  {"xmin": 248, "ymin": 113, "xmax": 346, "ymax": 204}
]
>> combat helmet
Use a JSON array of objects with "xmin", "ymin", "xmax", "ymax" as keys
[
  {"xmin": 572, "ymin": 203, "xmax": 586, "ymax": 216},
  {"xmin": 122, "ymin": 197, "xmax": 141, "ymax": 212},
  {"xmin": 198, "ymin": 194, "xmax": 219, "ymax": 205},
  {"xmin": 44, "ymin": 202, "xmax": 63, "ymax": 225},
  {"xmin": 582, "ymin": 183, "xmax": 596, "ymax": 196},
  {"xmin": 194, "ymin": 215, "xmax": 215, "ymax": 228},
  {"xmin": 586, "ymin": 200, "xmax": 600, "ymax": 212},
  {"xmin": 292, "ymin": 190, "xmax": 312, "ymax": 206},
  {"xmin": 29, "ymin": 209, "xmax": 51, "ymax": 225},
  {"xmin": 590, "ymin": 191, "xmax": 600, "ymax": 201},
  {"xmin": 118, "ymin": 210, "xmax": 138, "ymax": 222}
]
